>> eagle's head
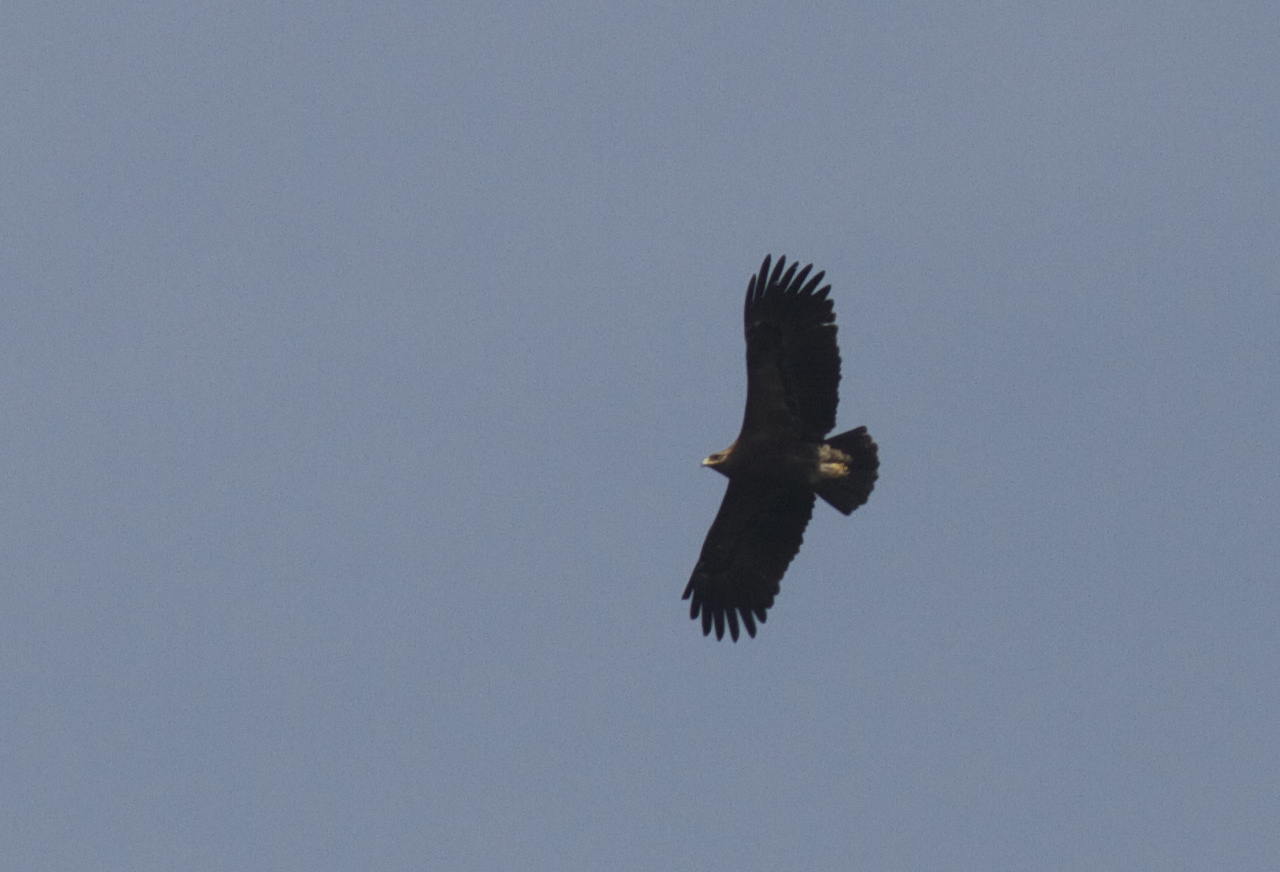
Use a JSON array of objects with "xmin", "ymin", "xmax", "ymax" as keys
[{"xmin": 702, "ymin": 443, "xmax": 736, "ymax": 477}]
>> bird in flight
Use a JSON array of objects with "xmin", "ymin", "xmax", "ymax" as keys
[{"xmin": 683, "ymin": 255, "xmax": 879, "ymax": 641}]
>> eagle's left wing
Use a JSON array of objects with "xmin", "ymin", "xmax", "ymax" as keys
[{"xmin": 739, "ymin": 255, "xmax": 842, "ymax": 445}]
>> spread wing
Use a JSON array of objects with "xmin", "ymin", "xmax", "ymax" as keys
[
  {"xmin": 682, "ymin": 479, "xmax": 816, "ymax": 641},
  {"xmin": 739, "ymin": 255, "xmax": 841, "ymax": 443}
]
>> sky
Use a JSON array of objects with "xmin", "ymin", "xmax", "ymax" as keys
[{"xmin": 4, "ymin": 2, "xmax": 1279, "ymax": 870}]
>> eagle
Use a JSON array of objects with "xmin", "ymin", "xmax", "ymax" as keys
[{"xmin": 683, "ymin": 255, "xmax": 879, "ymax": 641}]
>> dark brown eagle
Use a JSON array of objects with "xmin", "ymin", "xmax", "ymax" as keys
[{"xmin": 683, "ymin": 255, "xmax": 879, "ymax": 641}]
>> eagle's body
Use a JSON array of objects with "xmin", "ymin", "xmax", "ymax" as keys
[{"xmin": 683, "ymin": 255, "xmax": 878, "ymax": 641}]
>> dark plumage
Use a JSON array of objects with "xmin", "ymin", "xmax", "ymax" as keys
[{"xmin": 683, "ymin": 255, "xmax": 879, "ymax": 641}]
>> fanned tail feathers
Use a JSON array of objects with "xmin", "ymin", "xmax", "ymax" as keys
[{"xmin": 815, "ymin": 426, "xmax": 879, "ymax": 515}]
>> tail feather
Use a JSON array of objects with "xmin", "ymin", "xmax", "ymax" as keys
[{"xmin": 815, "ymin": 426, "xmax": 879, "ymax": 515}]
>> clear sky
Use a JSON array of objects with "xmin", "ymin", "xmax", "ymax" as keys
[{"xmin": 4, "ymin": 3, "xmax": 1278, "ymax": 870}]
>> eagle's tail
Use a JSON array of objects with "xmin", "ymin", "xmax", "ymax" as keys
[{"xmin": 815, "ymin": 426, "xmax": 879, "ymax": 515}]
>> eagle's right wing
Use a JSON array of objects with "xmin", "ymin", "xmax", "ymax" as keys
[{"xmin": 682, "ymin": 478, "xmax": 816, "ymax": 641}]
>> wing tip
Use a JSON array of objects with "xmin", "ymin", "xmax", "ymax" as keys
[
  {"xmin": 686, "ymin": 595, "xmax": 765, "ymax": 642},
  {"xmin": 750, "ymin": 254, "xmax": 830, "ymax": 302}
]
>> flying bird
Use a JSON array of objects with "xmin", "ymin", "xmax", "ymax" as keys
[{"xmin": 683, "ymin": 255, "xmax": 879, "ymax": 641}]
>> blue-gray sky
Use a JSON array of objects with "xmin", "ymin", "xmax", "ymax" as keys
[{"xmin": 5, "ymin": 3, "xmax": 1279, "ymax": 869}]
